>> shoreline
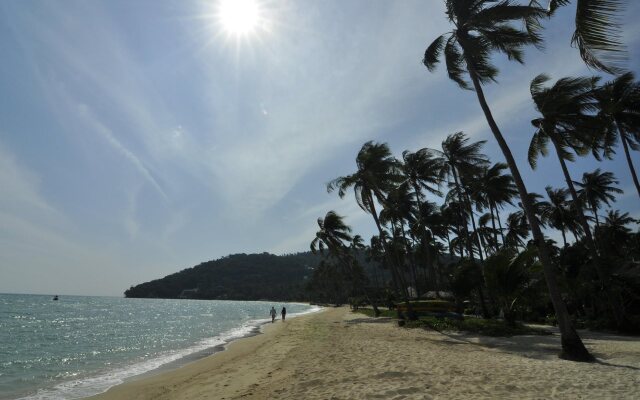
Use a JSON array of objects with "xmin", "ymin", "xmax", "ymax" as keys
[
  {"xmin": 83, "ymin": 306, "xmax": 320, "ymax": 399},
  {"xmin": 11, "ymin": 302, "xmax": 320, "ymax": 400},
  {"xmin": 86, "ymin": 308, "xmax": 319, "ymax": 400},
  {"xmin": 88, "ymin": 307, "xmax": 640, "ymax": 400}
]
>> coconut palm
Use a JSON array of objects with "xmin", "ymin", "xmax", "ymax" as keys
[
  {"xmin": 575, "ymin": 169, "xmax": 623, "ymax": 227},
  {"xmin": 528, "ymin": 74, "xmax": 603, "ymax": 254},
  {"xmin": 431, "ymin": 132, "xmax": 489, "ymax": 260},
  {"xmin": 593, "ymin": 72, "xmax": 640, "ymax": 198},
  {"xmin": 423, "ymin": 0, "xmax": 591, "ymax": 360},
  {"xmin": 311, "ymin": 211, "xmax": 381, "ymax": 316},
  {"xmin": 310, "ymin": 211, "xmax": 353, "ymax": 257},
  {"xmin": 327, "ymin": 141, "xmax": 402, "ymax": 240},
  {"xmin": 543, "ymin": 186, "xmax": 581, "ymax": 247},
  {"xmin": 602, "ymin": 209, "xmax": 638, "ymax": 235},
  {"xmin": 538, "ymin": 0, "xmax": 627, "ymax": 74},
  {"xmin": 470, "ymin": 163, "xmax": 518, "ymax": 246},
  {"xmin": 328, "ymin": 142, "xmax": 414, "ymax": 311},
  {"xmin": 504, "ymin": 211, "xmax": 530, "ymax": 250}
]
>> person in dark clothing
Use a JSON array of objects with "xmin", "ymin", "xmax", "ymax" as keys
[{"xmin": 281, "ymin": 307, "xmax": 287, "ymax": 322}]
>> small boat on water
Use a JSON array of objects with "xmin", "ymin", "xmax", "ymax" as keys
[{"xmin": 53, "ymin": 295, "xmax": 59, "ymax": 301}]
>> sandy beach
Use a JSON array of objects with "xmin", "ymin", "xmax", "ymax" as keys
[{"xmin": 90, "ymin": 307, "xmax": 640, "ymax": 400}]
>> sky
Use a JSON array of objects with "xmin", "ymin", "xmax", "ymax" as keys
[{"xmin": 1, "ymin": 0, "xmax": 638, "ymax": 297}]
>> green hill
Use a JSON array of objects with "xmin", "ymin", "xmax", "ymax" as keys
[{"xmin": 124, "ymin": 252, "xmax": 323, "ymax": 301}]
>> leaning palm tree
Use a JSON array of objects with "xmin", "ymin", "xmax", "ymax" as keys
[
  {"xmin": 536, "ymin": 0, "xmax": 627, "ymax": 74},
  {"xmin": 529, "ymin": 75, "xmax": 602, "ymax": 254},
  {"xmin": 593, "ymin": 72, "xmax": 640, "ymax": 198},
  {"xmin": 424, "ymin": 0, "xmax": 592, "ymax": 360},
  {"xmin": 575, "ymin": 169, "xmax": 623, "ymax": 227},
  {"xmin": 327, "ymin": 141, "xmax": 402, "ymax": 240},
  {"xmin": 310, "ymin": 211, "xmax": 354, "ymax": 258},
  {"xmin": 327, "ymin": 142, "xmax": 414, "ymax": 309}
]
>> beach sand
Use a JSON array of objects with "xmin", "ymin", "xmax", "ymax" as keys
[{"xmin": 90, "ymin": 307, "xmax": 640, "ymax": 400}]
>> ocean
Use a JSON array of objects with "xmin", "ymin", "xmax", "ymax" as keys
[{"xmin": 0, "ymin": 294, "xmax": 318, "ymax": 399}]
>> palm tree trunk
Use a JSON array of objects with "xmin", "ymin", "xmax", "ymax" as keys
[
  {"xmin": 496, "ymin": 208, "xmax": 506, "ymax": 245},
  {"xmin": 464, "ymin": 61, "xmax": 592, "ymax": 361},
  {"xmin": 400, "ymin": 220, "xmax": 421, "ymax": 299},
  {"xmin": 590, "ymin": 200, "xmax": 600, "ymax": 228},
  {"xmin": 618, "ymin": 125, "xmax": 640, "ymax": 199},
  {"xmin": 451, "ymin": 169, "xmax": 474, "ymax": 259},
  {"xmin": 411, "ymin": 182, "xmax": 440, "ymax": 293},
  {"xmin": 489, "ymin": 201, "xmax": 500, "ymax": 247},
  {"xmin": 561, "ymin": 229, "xmax": 568, "ymax": 248}
]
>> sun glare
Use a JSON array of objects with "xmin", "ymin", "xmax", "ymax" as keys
[{"xmin": 218, "ymin": 0, "xmax": 261, "ymax": 36}]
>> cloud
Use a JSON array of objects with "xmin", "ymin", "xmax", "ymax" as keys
[{"xmin": 75, "ymin": 104, "xmax": 169, "ymax": 201}]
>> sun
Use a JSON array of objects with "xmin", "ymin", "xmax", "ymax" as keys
[{"xmin": 217, "ymin": 0, "xmax": 261, "ymax": 36}]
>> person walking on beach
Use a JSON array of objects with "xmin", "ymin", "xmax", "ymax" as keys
[
  {"xmin": 270, "ymin": 306, "xmax": 277, "ymax": 323},
  {"xmin": 281, "ymin": 307, "xmax": 286, "ymax": 322}
]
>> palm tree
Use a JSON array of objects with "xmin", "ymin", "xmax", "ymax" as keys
[
  {"xmin": 327, "ymin": 142, "xmax": 414, "ymax": 312},
  {"xmin": 528, "ymin": 74, "xmax": 603, "ymax": 253},
  {"xmin": 471, "ymin": 163, "xmax": 518, "ymax": 246},
  {"xmin": 485, "ymin": 248, "xmax": 538, "ymax": 326},
  {"xmin": 504, "ymin": 211, "xmax": 530, "ymax": 250},
  {"xmin": 537, "ymin": 0, "xmax": 627, "ymax": 74},
  {"xmin": 593, "ymin": 72, "xmax": 640, "ymax": 198},
  {"xmin": 327, "ymin": 141, "xmax": 402, "ymax": 241},
  {"xmin": 423, "ymin": 1, "xmax": 592, "ymax": 360},
  {"xmin": 542, "ymin": 186, "xmax": 581, "ymax": 247},
  {"xmin": 431, "ymin": 132, "xmax": 489, "ymax": 261},
  {"xmin": 311, "ymin": 211, "xmax": 381, "ymax": 316},
  {"xmin": 575, "ymin": 169, "xmax": 623, "ymax": 227},
  {"xmin": 602, "ymin": 209, "xmax": 638, "ymax": 235},
  {"xmin": 310, "ymin": 211, "xmax": 353, "ymax": 257}
]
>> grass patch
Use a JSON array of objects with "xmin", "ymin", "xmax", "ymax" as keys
[{"xmin": 355, "ymin": 307, "xmax": 397, "ymax": 318}]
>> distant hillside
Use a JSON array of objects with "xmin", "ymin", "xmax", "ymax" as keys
[{"xmin": 124, "ymin": 252, "xmax": 323, "ymax": 301}]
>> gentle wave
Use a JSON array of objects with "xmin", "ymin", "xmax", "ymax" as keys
[{"xmin": 15, "ymin": 305, "xmax": 321, "ymax": 400}]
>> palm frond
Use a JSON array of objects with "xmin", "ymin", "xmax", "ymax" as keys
[
  {"xmin": 572, "ymin": 0, "xmax": 627, "ymax": 73},
  {"xmin": 423, "ymin": 34, "xmax": 449, "ymax": 71}
]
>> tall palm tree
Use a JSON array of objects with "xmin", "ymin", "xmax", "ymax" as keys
[
  {"xmin": 538, "ymin": 0, "xmax": 627, "ymax": 74},
  {"xmin": 327, "ymin": 142, "xmax": 414, "ymax": 311},
  {"xmin": 593, "ymin": 72, "xmax": 640, "ymax": 198},
  {"xmin": 432, "ymin": 132, "xmax": 489, "ymax": 260},
  {"xmin": 575, "ymin": 169, "xmax": 623, "ymax": 227},
  {"xmin": 401, "ymin": 150, "xmax": 444, "ymax": 293},
  {"xmin": 327, "ymin": 141, "xmax": 402, "ymax": 240},
  {"xmin": 528, "ymin": 74, "xmax": 602, "ymax": 254},
  {"xmin": 423, "ymin": 0, "xmax": 592, "ymax": 361}
]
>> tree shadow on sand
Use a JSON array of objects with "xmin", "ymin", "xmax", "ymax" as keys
[{"xmin": 348, "ymin": 318, "xmax": 640, "ymax": 370}]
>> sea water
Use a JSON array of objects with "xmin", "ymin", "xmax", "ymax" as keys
[{"xmin": 0, "ymin": 294, "xmax": 317, "ymax": 399}]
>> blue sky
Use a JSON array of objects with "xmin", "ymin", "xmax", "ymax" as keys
[{"xmin": 1, "ymin": 1, "xmax": 638, "ymax": 296}]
